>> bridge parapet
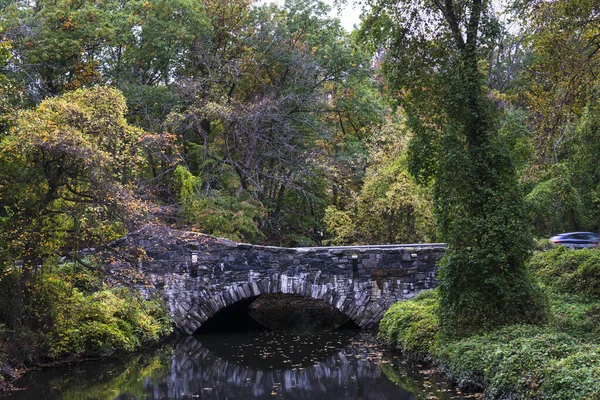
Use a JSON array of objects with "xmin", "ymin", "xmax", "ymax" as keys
[{"xmin": 106, "ymin": 226, "xmax": 445, "ymax": 334}]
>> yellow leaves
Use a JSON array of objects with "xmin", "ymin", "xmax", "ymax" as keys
[
  {"xmin": 60, "ymin": 16, "xmax": 76, "ymax": 31},
  {"xmin": 38, "ymin": 270, "xmax": 171, "ymax": 359},
  {"xmin": 0, "ymin": 87, "xmax": 157, "ymax": 261},
  {"xmin": 0, "ymin": 36, "xmax": 11, "ymax": 56}
]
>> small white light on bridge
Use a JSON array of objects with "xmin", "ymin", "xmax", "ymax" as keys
[
  {"xmin": 411, "ymin": 253, "xmax": 418, "ymax": 258},
  {"xmin": 351, "ymin": 253, "xmax": 358, "ymax": 260}
]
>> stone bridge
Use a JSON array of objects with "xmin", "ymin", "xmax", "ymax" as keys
[{"xmin": 106, "ymin": 226, "xmax": 445, "ymax": 334}]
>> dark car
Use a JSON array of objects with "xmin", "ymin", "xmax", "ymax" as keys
[{"xmin": 549, "ymin": 232, "xmax": 600, "ymax": 248}]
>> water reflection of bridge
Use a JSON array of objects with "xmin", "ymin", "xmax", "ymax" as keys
[
  {"xmin": 153, "ymin": 333, "xmax": 417, "ymax": 400},
  {"xmin": 4, "ymin": 331, "xmax": 452, "ymax": 399}
]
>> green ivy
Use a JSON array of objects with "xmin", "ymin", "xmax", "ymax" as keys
[
  {"xmin": 529, "ymin": 246, "xmax": 600, "ymax": 298},
  {"xmin": 379, "ymin": 248, "xmax": 600, "ymax": 399},
  {"xmin": 378, "ymin": 290, "xmax": 440, "ymax": 357}
]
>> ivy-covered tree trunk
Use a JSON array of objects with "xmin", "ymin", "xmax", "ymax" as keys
[
  {"xmin": 364, "ymin": 0, "xmax": 547, "ymax": 336},
  {"xmin": 435, "ymin": 8, "xmax": 545, "ymax": 336},
  {"xmin": 436, "ymin": 60, "xmax": 545, "ymax": 336},
  {"xmin": 436, "ymin": 2, "xmax": 547, "ymax": 337}
]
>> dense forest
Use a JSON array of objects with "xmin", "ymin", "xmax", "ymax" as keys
[
  {"xmin": 3, "ymin": 0, "xmax": 599, "ymax": 251},
  {"xmin": 0, "ymin": 0, "xmax": 596, "ymax": 248},
  {"xmin": 1, "ymin": 0, "xmax": 600, "ymax": 388}
]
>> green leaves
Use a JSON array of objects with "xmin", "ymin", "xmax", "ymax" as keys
[
  {"xmin": 378, "ymin": 290, "xmax": 440, "ymax": 357},
  {"xmin": 31, "ymin": 267, "xmax": 172, "ymax": 358},
  {"xmin": 0, "ymin": 87, "xmax": 152, "ymax": 264},
  {"xmin": 323, "ymin": 119, "xmax": 436, "ymax": 245},
  {"xmin": 529, "ymin": 246, "xmax": 600, "ymax": 299},
  {"xmin": 363, "ymin": 0, "xmax": 546, "ymax": 336},
  {"xmin": 381, "ymin": 270, "xmax": 600, "ymax": 399},
  {"xmin": 173, "ymin": 165, "xmax": 266, "ymax": 242}
]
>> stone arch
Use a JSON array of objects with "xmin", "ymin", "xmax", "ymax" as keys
[
  {"xmin": 176, "ymin": 272, "xmax": 385, "ymax": 335},
  {"xmin": 109, "ymin": 227, "xmax": 444, "ymax": 335}
]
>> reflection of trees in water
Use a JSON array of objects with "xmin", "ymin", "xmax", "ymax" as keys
[
  {"xmin": 1, "ymin": 350, "xmax": 171, "ymax": 400},
  {"xmin": 4, "ymin": 333, "xmax": 427, "ymax": 400},
  {"xmin": 153, "ymin": 334, "xmax": 416, "ymax": 400}
]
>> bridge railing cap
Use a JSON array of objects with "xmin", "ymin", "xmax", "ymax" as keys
[{"xmin": 292, "ymin": 243, "xmax": 446, "ymax": 251}]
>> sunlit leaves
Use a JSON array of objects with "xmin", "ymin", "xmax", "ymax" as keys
[
  {"xmin": 0, "ymin": 87, "xmax": 151, "ymax": 263},
  {"xmin": 27, "ymin": 264, "xmax": 172, "ymax": 358},
  {"xmin": 522, "ymin": 0, "xmax": 600, "ymax": 171},
  {"xmin": 324, "ymin": 116, "xmax": 435, "ymax": 245}
]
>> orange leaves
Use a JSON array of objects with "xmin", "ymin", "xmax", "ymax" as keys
[{"xmin": 63, "ymin": 61, "xmax": 102, "ymax": 91}]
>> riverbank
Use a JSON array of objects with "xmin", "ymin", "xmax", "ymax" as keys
[
  {"xmin": 379, "ymin": 246, "xmax": 600, "ymax": 399},
  {"xmin": 0, "ymin": 262, "xmax": 173, "ymax": 392},
  {"xmin": 0, "ymin": 333, "xmax": 181, "ymax": 393}
]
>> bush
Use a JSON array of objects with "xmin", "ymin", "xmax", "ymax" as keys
[
  {"xmin": 173, "ymin": 165, "xmax": 266, "ymax": 243},
  {"xmin": 378, "ymin": 289, "xmax": 440, "ymax": 356},
  {"xmin": 436, "ymin": 325, "xmax": 600, "ymax": 399},
  {"xmin": 24, "ymin": 265, "xmax": 172, "ymax": 359},
  {"xmin": 529, "ymin": 246, "xmax": 600, "ymax": 298},
  {"xmin": 378, "ymin": 248, "xmax": 600, "ymax": 399},
  {"xmin": 538, "ymin": 348, "xmax": 600, "ymax": 399},
  {"xmin": 46, "ymin": 287, "xmax": 172, "ymax": 358},
  {"xmin": 547, "ymin": 292, "xmax": 600, "ymax": 337},
  {"xmin": 437, "ymin": 325, "xmax": 585, "ymax": 398}
]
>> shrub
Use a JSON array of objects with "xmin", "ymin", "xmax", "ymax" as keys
[
  {"xmin": 173, "ymin": 165, "xmax": 266, "ymax": 242},
  {"xmin": 547, "ymin": 292, "xmax": 600, "ymax": 337},
  {"xmin": 46, "ymin": 287, "xmax": 172, "ymax": 358},
  {"xmin": 378, "ymin": 247, "xmax": 600, "ymax": 399},
  {"xmin": 538, "ymin": 348, "xmax": 600, "ymax": 399},
  {"xmin": 25, "ymin": 265, "xmax": 172, "ymax": 359},
  {"xmin": 378, "ymin": 289, "xmax": 440, "ymax": 356},
  {"xmin": 436, "ymin": 325, "xmax": 584, "ymax": 398},
  {"xmin": 529, "ymin": 246, "xmax": 600, "ymax": 298}
]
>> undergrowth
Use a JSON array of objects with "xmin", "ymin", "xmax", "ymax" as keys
[
  {"xmin": 0, "ymin": 262, "xmax": 172, "ymax": 367},
  {"xmin": 379, "ymin": 246, "xmax": 600, "ymax": 399}
]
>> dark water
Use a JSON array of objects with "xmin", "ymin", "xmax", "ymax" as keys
[{"xmin": 1, "ymin": 332, "xmax": 466, "ymax": 400}]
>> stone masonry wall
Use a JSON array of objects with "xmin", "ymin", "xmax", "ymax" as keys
[{"xmin": 106, "ymin": 226, "xmax": 445, "ymax": 334}]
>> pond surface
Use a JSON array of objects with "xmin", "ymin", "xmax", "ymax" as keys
[{"xmin": 1, "ymin": 331, "xmax": 467, "ymax": 400}]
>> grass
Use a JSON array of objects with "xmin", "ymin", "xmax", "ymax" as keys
[{"xmin": 378, "ymin": 246, "xmax": 600, "ymax": 399}]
